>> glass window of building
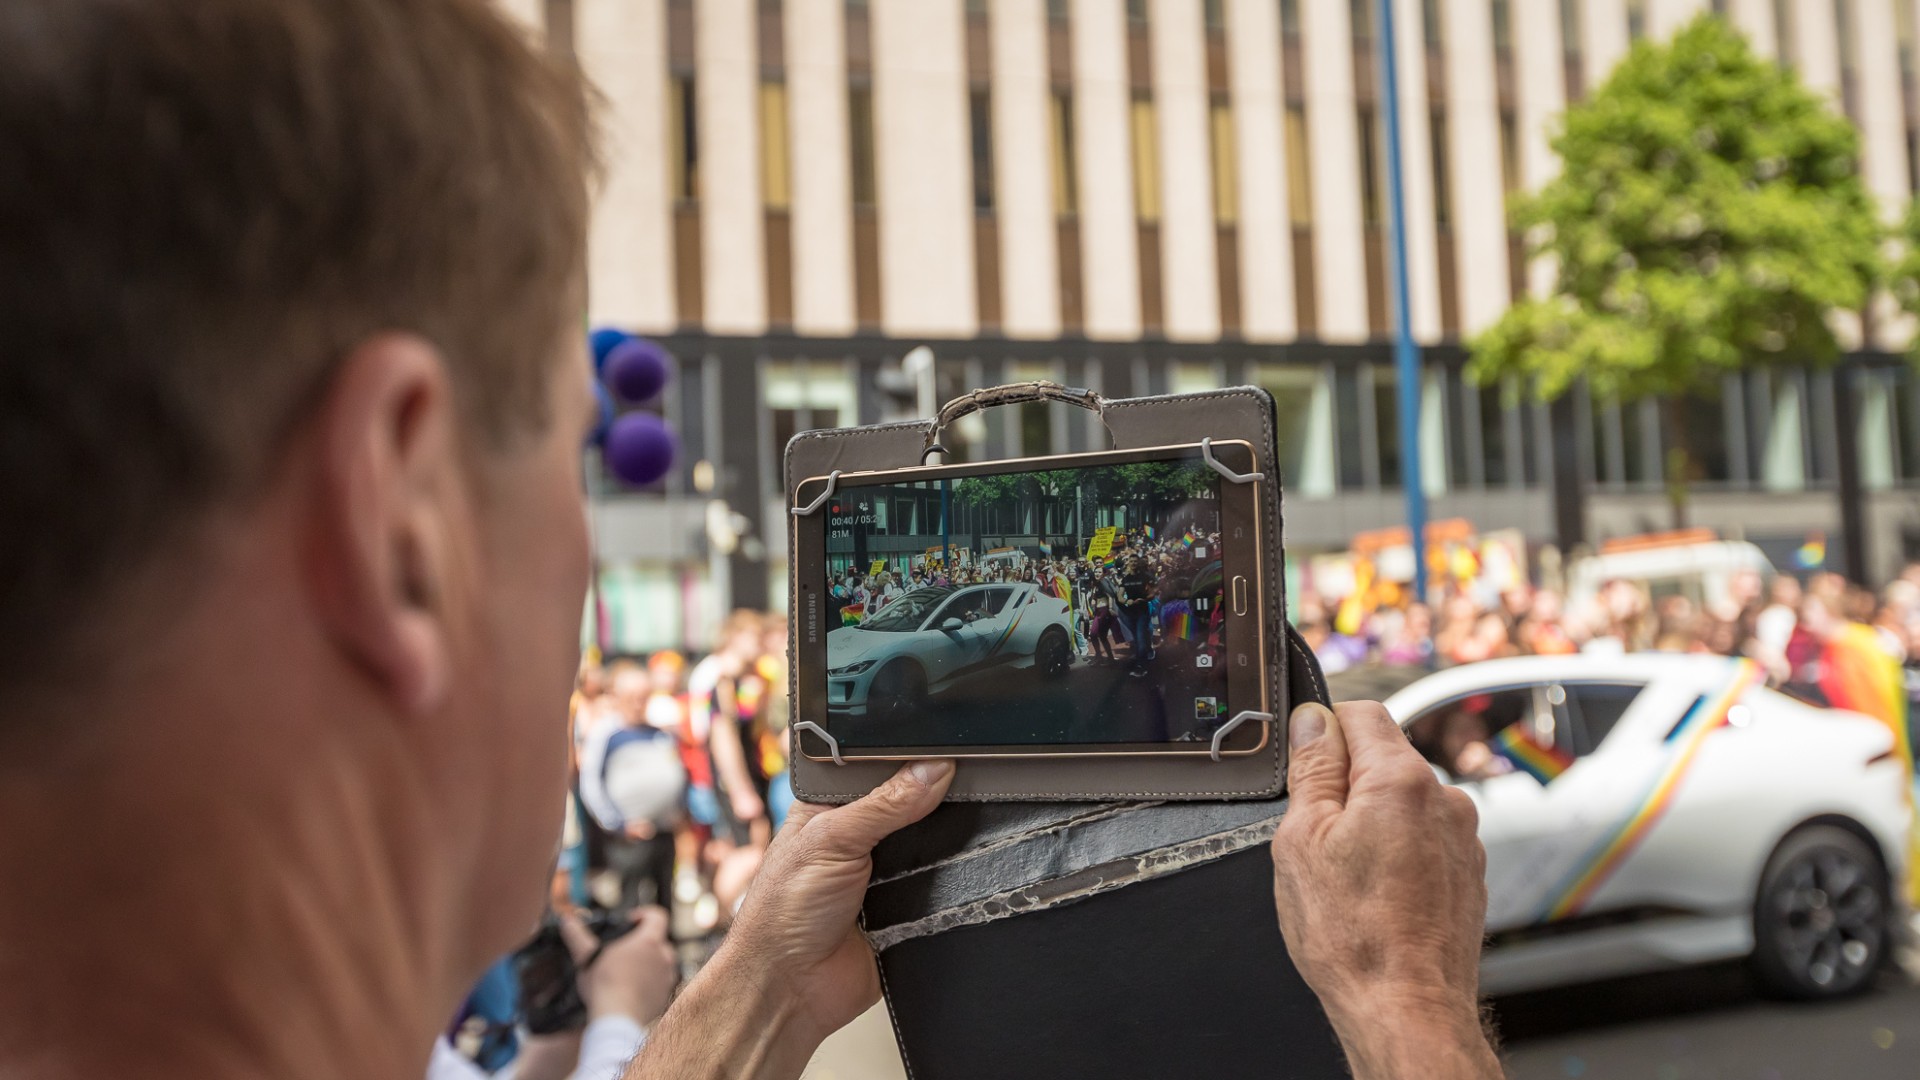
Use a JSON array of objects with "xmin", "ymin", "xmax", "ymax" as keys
[
  {"xmin": 1429, "ymin": 110, "xmax": 1451, "ymax": 228},
  {"xmin": 1560, "ymin": 0, "xmax": 1581, "ymax": 60},
  {"xmin": 761, "ymin": 81, "xmax": 791, "ymax": 210},
  {"xmin": 1205, "ymin": 0, "xmax": 1225, "ymax": 30},
  {"xmin": 1350, "ymin": 0, "xmax": 1373, "ymax": 41},
  {"xmin": 1281, "ymin": 0, "xmax": 1301, "ymax": 38},
  {"xmin": 1357, "ymin": 105, "xmax": 1383, "ymax": 228},
  {"xmin": 971, "ymin": 89, "xmax": 995, "ymax": 213},
  {"xmin": 1670, "ymin": 383, "xmax": 1732, "ymax": 485},
  {"xmin": 1498, "ymin": 109, "xmax": 1520, "ymax": 198},
  {"xmin": 1130, "ymin": 94, "xmax": 1161, "ymax": 223},
  {"xmin": 1491, "ymin": 0, "xmax": 1511, "ymax": 52},
  {"xmin": 669, "ymin": 76, "xmax": 699, "ymax": 202},
  {"xmin": 1626, "ymin": 0, "xmax": 1646, "ymax": 41},
  {"xmin": 1210, "ymin": 99, "xmax": 1238, "ymax": 225},
  {"xmin": 1373, "ymin": 366, "xmax": 1402, "ymax": 488},
  {"xmin": 1898, "ymin": 1, "xmax": 1916, "ymax": 81},
  {"xmin": 1052, "ymin": 91, "xmax": 1080, "ymax": 216},
  {"xmin": 1837, "ymin": 0, "xmax": 1859, "ymax": 75},
  {"xmin": 1008, "ymin": 361, "xmax": 1061, "ymax": 457},
  {"xmin": 849, "ymin": 84, "xmax": 877, "ymax": 208},
  {"xmin": 1285, "ymin": 104, "xmax": 1314, "ymax": 227},
  {"xmin": 1480, "ymin": 381, "xmax": 1512, "ymax": 486},
  {"xmin": 764, "ymin": 360, "xmax": 858, "ymax": 481},
  {"xmin": 1446, "ymin": 370, "xmax": 1475, "ymax": 488},
  {"xmin": 1858, "ymin": 369, "xmax": 1899, "ymax": 491},
  {"xmin": 1424, "ymin": 0, "xmax": 1445, "ymax": 50},
  {"xmin": 1335, "ymin": 366, "xmax": 1368, "ymax": 490},
  {"xmin": 1747, "ymin": 369, "xmax": 1809, "ymax": 492},
  {"xmin": 1049, "ymin": 0, "xmax": 1069, "ymax": 20},
  {"xmin": 1171, "ymin": 361, "xmax": 1223, "ymax": 394},
  {"xmin": 1254, "ymin": 364, "xmax": 1338, "ymax": 498}
]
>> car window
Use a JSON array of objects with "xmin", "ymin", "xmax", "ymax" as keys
[
  {"xmin": 861, "ymin": 587, "xmax": 950, "ymax": 632},
  {"xmin": 1406, "ymin": 687, "xmax": 1547, "ymax": 783},
  {"xmin": 1554, "ymin": 682, "xmax": 1644, "ymax": 756},
  {"xmin": 979, "ymin": 587, "xmax": 1015, "ymax": 615},
  {"xmin": 933, "ymin": 589, "xmax": 996, "ymax": 626}
]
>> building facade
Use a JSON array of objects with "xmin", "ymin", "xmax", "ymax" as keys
[{"xmin": 498, "ymin": 0, "xmax": 1920, "ymax": 652}]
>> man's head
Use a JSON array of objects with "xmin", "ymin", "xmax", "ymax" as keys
[
  {"xmin": 0, "ymin": 0, "xmax": 598, "ymax": 1031},
  {"xmin": 610, "ymin": 663, "xmax": 654, "ymax": 725}
]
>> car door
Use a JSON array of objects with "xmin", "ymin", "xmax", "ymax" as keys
[
  {"xmin": 923, "ymin": 589, "xmax": 1007, "ymax": 688},
  {"xmin": 1408, "ymin": 679, "xmax": 1655, "ymax": 931},
  {"xmin": 1487, "ymin": 680, "xmax": 1663, "ymax": 929}
]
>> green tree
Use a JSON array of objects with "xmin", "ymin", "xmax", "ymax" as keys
[{"xmin": 1469, "ymin": 15, "xmax": 1880, "ymax": 527}]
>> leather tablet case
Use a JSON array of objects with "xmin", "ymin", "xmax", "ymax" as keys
[{"xmin": 786, "ymin": 384, "xmax": 1326, "ymax": 803}]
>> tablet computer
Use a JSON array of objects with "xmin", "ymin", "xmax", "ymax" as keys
[{"xmin": 790, "ymin": 441, "xmax": 1269, "ymax": 760}]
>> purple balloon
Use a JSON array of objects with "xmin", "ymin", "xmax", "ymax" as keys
[
  {"xmin": 605, "ymin": 338, "xmax": 671, "ymax": 403},
  {"xmin": 605, "ymin": 412, "xmax": 677, "ymax": 487}
]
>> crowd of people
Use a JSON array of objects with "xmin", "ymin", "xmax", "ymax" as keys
[
  {"xmin": 828, "ymin": 525, "xmax": 1229, "ymax": 675},
  {"xmin": 563, "ymin": 611, "xmax": 793, "ymax": 939},
  {"xmin": 1299, "ymin": 563, "xmax": 1920, "ymax": 705}
]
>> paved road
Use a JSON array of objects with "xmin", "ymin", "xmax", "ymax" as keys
[
  {"xmin": 806, "ymin": 969, "xmax": 1920, "ymax": 1079},
  {"xmin": 1497, "ymin": 965, "xmax": 1920, "ymax": 1079},
  {"xmin": 834, "ymin": 638, "xmax": 1228, "ymax": 749}
]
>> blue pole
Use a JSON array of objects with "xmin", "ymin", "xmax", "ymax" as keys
[{"xmin": 1376, "ymin": 0, "xmax": 1428, "ymax": 604}]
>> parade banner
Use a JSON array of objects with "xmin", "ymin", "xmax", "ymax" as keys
[{"xmin": 1085, "ymin": 526, "xmax": 1118, "ymax": 560}]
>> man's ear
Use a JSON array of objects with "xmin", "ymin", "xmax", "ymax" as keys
[{"xmin": 303, "ymin": 333, "xmax": 465, "ymax": 717}]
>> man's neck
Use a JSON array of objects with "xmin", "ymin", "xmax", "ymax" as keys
[{"xmin": 0, "ymin": 660, "xmax": 455, "ymax": 1080}]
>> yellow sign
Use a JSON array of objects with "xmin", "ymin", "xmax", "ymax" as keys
[
  {"xmin": 870, "ymin": 559, "xmax": 888, "ymax": 576},
  {"xmin": 1085, "ymin": 526, "xmax": 1118, "ymax": 560}
]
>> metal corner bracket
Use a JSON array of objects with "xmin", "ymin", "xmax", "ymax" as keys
[
  {"xmin": 793, "ymin": 721, "xmax": 845, "ymax": 766},
  {"xmin": 791, "ymin": 471, "xmax": 843, "ymax": 517},
  {"xmin": 1200, "ymin": 438, "xmax": 1266, "ymax": 485},
  {"xmin": 1211, "ymin": 710, "xmax": 1274, "ymax": 762}
]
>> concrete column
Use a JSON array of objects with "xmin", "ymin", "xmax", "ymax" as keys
[
  {"xmin": 1648, "ymin": 0, "xmax": 1709, "ymax": 38},
  {"xmin": 1072, "ymin": 0, "xmax": 1143, "ymax": 339},
  {"xmin": 992, "ymin": 0, "xmax": 1064, "ymax": 338},
  {"xmin": 1581, "ymin": 0, "xmax": 1631, "ymax": 92},
  {"xmin": 1150, "ymin": 0, "xmax": 1221, "ymax": 340},
  {"xmin": 577, "ymin": 0, "xmax": 676, "ymax": 331},
  {"xmin": 1225, "ymin": 0, "xmax": 1296, "ymax": 341},
  {"xmin": 1392, "ymin": 0, "xmax": 1444, "ymax": 341},
  {"xmin": 697, "ymin": 0, "xmax": 766, "ymax": 333},
  {"xmin": 1442, "ymin": 0, "xmax": 1510, "ymax": 334},
  {"xmin": 1301, "ymin": 0, "xmax": 1368, "ymax": 341},
  {"xmin": 786, "ymin": 0, "xmax": 856, "ymax": 335},
  {"xmin": 1730, "ymin": 0, "xmax": 1780, "ymax": 57},
  {"xmin": 1852, "ymin": 0, "xmax": 1913, "ymax": 348},
  {"xmin": 1512, "ymin": 0, "xmax": 1567, "ymax": 298},
  {"xmin": 873, "ymin": 0, "xmax": 979, "ymax": 336}
]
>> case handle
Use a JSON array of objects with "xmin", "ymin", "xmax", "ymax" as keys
[{"xmin": 925, "ymin": 380, "xmax": 1108, "ymax": 461}]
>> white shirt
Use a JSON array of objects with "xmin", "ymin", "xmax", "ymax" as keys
[{"xmin": 426, "ymin": 1015, "xmax": 646, "ymax": 1080}]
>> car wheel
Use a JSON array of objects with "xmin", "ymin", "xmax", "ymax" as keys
[
  {"xmin": 1750, "ymin": 824, "xmax": 1889, "ymax": 1000},
  {"xmin": 868, "ymin": 660, "xmax": 927, "ymax": 722},
  {"xmin": 1036, "ymin": 627, "xmax": 1073, "ymax": 679}
]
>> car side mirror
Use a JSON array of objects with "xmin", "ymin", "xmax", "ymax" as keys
[{"xmin": 941, "ymin": 617, "xmax": 964, "ymax": 632}]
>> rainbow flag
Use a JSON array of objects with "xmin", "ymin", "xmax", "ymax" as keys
[
  {"xmin": 1819, "ymin": 622, "xmax": 1918, "ymax": 902},
  {"xmin": 1143, "ymin": 525, "xmax": 1155, "ymax": 540},
  {"xmin": 1492, "ymin": 725, "xmax": 1573, "ymax": 784},
  {"xmin": 840, "ymin": 602, "xmax": 864, "ymax": 627},
  {"xmin": 1161, "ymin": 600, "xmax": 1194, "ymax": 640}
]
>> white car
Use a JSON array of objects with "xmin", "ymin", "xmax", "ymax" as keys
[
  {"xmin": 1385, "ymin": 654, "xmax": 1911, "ymax": 1000},
  {"xmin": 828, "ymin": 583, "xmax": 1075, "ymax": 720}
]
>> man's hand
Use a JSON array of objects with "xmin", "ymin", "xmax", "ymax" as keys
[
  {"xmin": 1271, "ymin": 702, "xmax": 1499, "ymax": 1080},
  {"xmin": 625, "ymin": 760, "xmax": 954, "ymax": 1080},
  {"xmin": 561, "ymin": 906, "xmax": 677, "ymax": 1027}
]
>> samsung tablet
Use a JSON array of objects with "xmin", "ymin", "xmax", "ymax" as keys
[{"xmin": 790, "ymin": 441, "xmax": 1270, "ymax": 760}]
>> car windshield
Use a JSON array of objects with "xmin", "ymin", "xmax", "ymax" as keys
[{"xmin": 860, "ymin": 587, "xmax": 952, "ymax": 632}]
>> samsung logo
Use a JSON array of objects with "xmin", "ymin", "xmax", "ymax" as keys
[{"xmin": 805, "ymin": 588, "xmax": 819, "ymax": 644}]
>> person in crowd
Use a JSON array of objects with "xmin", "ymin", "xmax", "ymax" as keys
[
  {"xmin": 1118, "ymin": 555, "xmax": 1158, "ymax": 676},
  {"xmin": 428, "ymin": 908, "xmax": 677, "ymax": 1080},
  {"xmin": 580, "ymin": 664, "xmax": 686, "ymax": 911}
]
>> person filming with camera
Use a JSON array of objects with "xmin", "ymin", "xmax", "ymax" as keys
[{"xmin": 0, "ymin": 2, "xmax": 1497, "ymax": 1078}]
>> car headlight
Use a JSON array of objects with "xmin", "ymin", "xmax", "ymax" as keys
[{"xmin": 829, "ymin": 659, "xmax": 877, "ymax": 677}]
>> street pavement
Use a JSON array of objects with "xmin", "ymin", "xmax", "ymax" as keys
[
  {"xmin": 1497, "ymin": 965, "xmax": 1920, "ymax": 1080},
  {"xmin": 806, "ymin": 969, "xmax": 1920, "ymax": 1079}
]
